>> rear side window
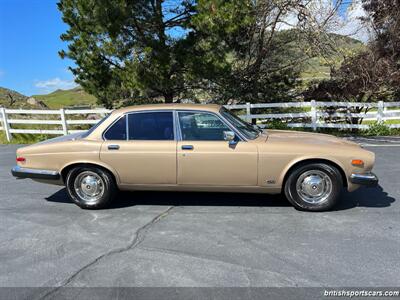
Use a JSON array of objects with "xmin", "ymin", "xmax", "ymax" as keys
[
  {"xmin": 128, "ymin": 112, "xmax": 174, "ymax": 140},
  {"xmin": 104, "ymin": 115, "xmax": 127, "ymax": 140}
]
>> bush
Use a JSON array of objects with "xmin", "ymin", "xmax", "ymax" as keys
[
  {"xmin": 363, "ymin": 122, "xmax": 392, "ymax": 136},
  {"xmin": 265, "ymin": 119, "xmax": 289, "ymax": 130}
]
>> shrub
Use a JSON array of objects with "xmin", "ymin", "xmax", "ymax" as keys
[
  {"xmin": 265, "ymin": 119, "xmax": 289, "ymax": 130},
  {"xmin": 363, "ymin": 122, "xmax": 392, "ymax": 136}
]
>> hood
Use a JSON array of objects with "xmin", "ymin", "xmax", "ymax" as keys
[
  {"xmin": 266, "ymin": 129, "xmax": 360, "ymax": 147},
  {"xmin": 35, "ymin": 132, "xmax": 84, "ymax": 146}
]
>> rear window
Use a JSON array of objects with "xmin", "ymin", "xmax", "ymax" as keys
[
  {"xmin": 81, "ymin": 114, "xmax": 110, "ymax": 138},
  {"xmin": 128, "ymin": 112, "xmax": 174, "ymax": 140},
  {"xmin": 103, "ymin": 115, "xmax": 127, "ymax": 140}
]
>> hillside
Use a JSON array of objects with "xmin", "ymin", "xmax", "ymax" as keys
[
  {"xmin": 0, "ymin": 87, "xmax": 43, "ymax": 109},
  {"xmin": 300, "ymin": 33, "xmax": 365, "ymax": 81},
  {"xmin": 32, "ymin": 86, "xmax": 98, "ymax": 109}
]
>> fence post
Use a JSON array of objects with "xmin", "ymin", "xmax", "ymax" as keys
[
  {"xmin": 60, "ymin": 108, "xmax": 68, "ymax": 135},
  {"xmin": 246, "ymin": 102, "xmax": 251, "ymax": 123},
  {"xmin": 311, "ymin": 100, "xmax": 317, "ymax": 131},
  {"xmin": 377, "ymin": 101, "xmax": 384, "ymax": 123},
  {"xmin": 0, "ymin": 107, "xmax": 12, "ymax": 142}
]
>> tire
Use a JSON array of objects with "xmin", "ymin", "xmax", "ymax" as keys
[
  {"xmin": 284, "ymin": 163, "xmax": 343, "ymax": 212},
  {"xmin": 66, "ymin": 166, "xmax": 117, "ymax": 209}
]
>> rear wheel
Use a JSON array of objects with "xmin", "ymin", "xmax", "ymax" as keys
[
  {"xmin": 284, "ymin": 163, "xmax": 343, "ymax": 212},
  {"xmin": 66, "ymin": 166, "xmax": 117, "ymax": 209}
]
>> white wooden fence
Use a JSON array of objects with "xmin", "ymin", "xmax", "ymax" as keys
[{"xmin": 1, "ymin": 101, "xmax": 400, "ymax": 141}]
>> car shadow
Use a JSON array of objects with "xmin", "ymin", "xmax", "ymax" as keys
[
  {"xmin": 335, "ymin": 185, "xmax": 396, "ymax": 211},
  {"xmin": 45, "ymin": 185, "xmax": 395, "ymax": 211}
]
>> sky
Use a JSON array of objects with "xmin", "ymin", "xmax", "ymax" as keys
[
  {"xmin": 0, "ymin": 0, "xmax": 360, "ymax": 97},
  {"xmin": 0, "ymin": 0, "xmax": 77, "ymax": 96}
]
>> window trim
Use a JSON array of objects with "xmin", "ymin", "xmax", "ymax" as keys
[
  {"xmin": 102, "ymin": 110, "xmax": 177, "ymax": 141},
  {"xmin": 175, "ymin": 110, "xmax": 246, "ymax": 142},
  {"xmin": 102, "ymin": 114, "xmax": 128, "ymax": 141},
  {"xmin": 102, "ymin": 109, "xmax": 247, "ymax": 142}
]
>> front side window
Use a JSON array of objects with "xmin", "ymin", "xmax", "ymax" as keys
[
  {"xmin": 104, "ymin": 115, "xmax": 127, "ymax": 140},
  {"xmin": 128, "ymin": 112, "xmax": 174, "ymax": 140},
  {"xmin": 178, "ymin": 111, "xmax": 232, "ymax": 141},
  {"xmin": 220, "ymin": 107, "xmax": 259, "ymax": 140}
]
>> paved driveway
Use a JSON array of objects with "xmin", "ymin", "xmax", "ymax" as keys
[{"xmin": 0, "ymin": 141, "xmax": 399, "ymax": 297}]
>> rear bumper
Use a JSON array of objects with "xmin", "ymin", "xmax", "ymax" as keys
[
  {"xmin": 350, "ymin": 172, "xmax": 378, "ymax": 186},
  {"xmin": 11, "ymin": 166, "xmax": 60, "ymax": 180}
]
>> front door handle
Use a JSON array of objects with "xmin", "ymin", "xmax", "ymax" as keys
[
  {"xmin": 108, "ymin": 144, "xmax": 120, "ymax": 150},
  {"xmin": 181, "ymin": 145, "xmax": 194, "ymax": 150}
]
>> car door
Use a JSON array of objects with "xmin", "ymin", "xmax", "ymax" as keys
[
  {"xmin": 100, "ymin": 111, "xmax": 177, "ymax": 185},
  {"xmin": 176, "ymin": 111, "xmax": 258, "ymax": 186}
]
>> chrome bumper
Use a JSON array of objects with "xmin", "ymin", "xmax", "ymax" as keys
[
  {"xmin": 350, "ymin": 172, "xmax": 378, "ymax": 186},
  {"xmin": 11, "ymin": 166, "xmax": 60, "ymax": 180}
]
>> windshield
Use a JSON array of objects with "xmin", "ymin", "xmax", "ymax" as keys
[
  {"xmin": 81, "ymin": 114, "xmax": 110, "ymax": 138},
  {"xmin": 220, "ymin": 107, "xmax": 260, "ymax": 140}
]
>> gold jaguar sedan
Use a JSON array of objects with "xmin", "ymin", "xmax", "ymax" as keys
[{"xmin": 11, "ymin": 104, "xmax": 378, "ymax": 211}]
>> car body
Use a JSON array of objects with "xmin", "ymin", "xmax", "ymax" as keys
[{"xmin": 11, "ymin": 104, "xmax": 378, "ymax": 211}]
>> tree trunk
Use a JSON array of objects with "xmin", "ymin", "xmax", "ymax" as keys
[{"xmin": 164, "ymin": 93, "xmax": 174, "ymax": 103}]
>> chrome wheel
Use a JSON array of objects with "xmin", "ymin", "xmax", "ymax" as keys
[
  {"xmin": 295, "ymin": 170, "xmax": 332, "ymax": 204},
  {"xmin": 73, "ymin": 171, "xmax": 105, "ymax": 204}
]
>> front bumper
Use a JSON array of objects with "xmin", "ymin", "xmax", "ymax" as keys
[
  {"xmin": 11, "ymin": 166, "xmax": 60, "ymax": 180},
  {"xmin": 350, "ymin": 172, "xmax": 378, "ymax": 186}
]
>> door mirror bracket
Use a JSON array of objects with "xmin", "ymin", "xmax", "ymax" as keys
[{"xmin": 223, "ymin": 131, "xmax": 238, "ymax": 146}]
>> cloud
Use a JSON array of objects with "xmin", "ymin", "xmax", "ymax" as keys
[
  {"xmin": 0, "ymin": 69, "xmax": 4, "ymax": 78},
  {"xmin": 276, "ymin": 0, "xmax": 371, "ymax": 43},
  {"xmin": 34, "ymin": 77, "xmax": 78, "ymax": 93},
  {"xmin": 335, "ymin": 0, "xmax": 371, "ymax": 43}
]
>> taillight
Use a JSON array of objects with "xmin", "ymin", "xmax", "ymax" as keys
[{"xmin": 16, "ymin": 157, "xmax": 26, "ymax": 162}]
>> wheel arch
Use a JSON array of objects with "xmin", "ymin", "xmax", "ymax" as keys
[
  {"xmin": 60, "ymin": 162, "xmax": 119, "ymax": 185},
  {"xmin": 282, "ymin": 158, "xmax": 347, "ymax": 189}
]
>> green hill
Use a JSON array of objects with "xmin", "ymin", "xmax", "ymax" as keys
[
  {"xmin": 300, "ymin": 33, "xmax": 365, "ymax": 82},
  {"xmin": 32, "ymin": 86, "xmax": 98, "ymax": 109}
]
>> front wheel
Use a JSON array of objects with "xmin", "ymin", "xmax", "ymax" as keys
[
  {"xmin": 284, "ymin": 163, "xmax": 343, "ymax": 212},
  {"xmin": 66, "ymin": 166, "xmax": 117, "ymax": 209}
]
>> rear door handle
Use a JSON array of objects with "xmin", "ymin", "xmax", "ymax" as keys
[
  {"xmin": 108, "ymin": 144, "xmax": 120, "ymax": 150},
  {"xmin": 181, "ymin": 145, "xmax": 194, "ymax": 150}
]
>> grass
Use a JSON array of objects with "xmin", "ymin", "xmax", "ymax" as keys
[
  {"xmin": 32, "ymin": 87, "xmax": 98, "ymax": 109},
  {"xmin": 362, "ymin": 119, "xmax": 400, "ymax": 125},
  {"xmin": 0, "ymin": 131, "xmax": 50, "ymax": 144}
]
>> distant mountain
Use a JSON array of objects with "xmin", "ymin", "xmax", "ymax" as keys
[{"xmin": 32, "ymin": 86, "xmax": 98, "ymax": 109}]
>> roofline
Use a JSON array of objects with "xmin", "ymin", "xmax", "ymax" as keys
[
  {"xmin": 85, "ymin": 103, "xmax": 222, "ymax": 141},
  {"xmin": 112, "ymin": 104, "xmax": 222, "ymax": 115}
]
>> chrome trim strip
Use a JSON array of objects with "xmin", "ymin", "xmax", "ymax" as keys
[
  {"xmin": 350, "ymin": 172, "xmax": 378, "ymax": 186},
  {"xmin": 11, "ymin": 166, "xmax": 60, "ymax": 180},
  {"xmin": 125, "ymin": 113, "xmax": 130, "ymax": 140},
  {"xmin": 350, "ymin": 173, "xmax": 377, "ymax": 180},
  {"xmin": 173, "ymin": 110, "xmax": 181, "ymax": 141}
]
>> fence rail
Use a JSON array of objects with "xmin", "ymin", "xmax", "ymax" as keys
[{"xmin": 1, "ymin": 101, "xmax": 400, "ymax": 141}]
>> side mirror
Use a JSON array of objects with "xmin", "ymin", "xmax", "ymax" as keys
[{"xmin": 223, "ymin": 131, "xmax": 237, "ymax": 145}]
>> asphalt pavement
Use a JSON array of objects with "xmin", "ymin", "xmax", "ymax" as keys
[{"xmin": 0, "ymin": 140, "xmax": 399, "ymax": 299}]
